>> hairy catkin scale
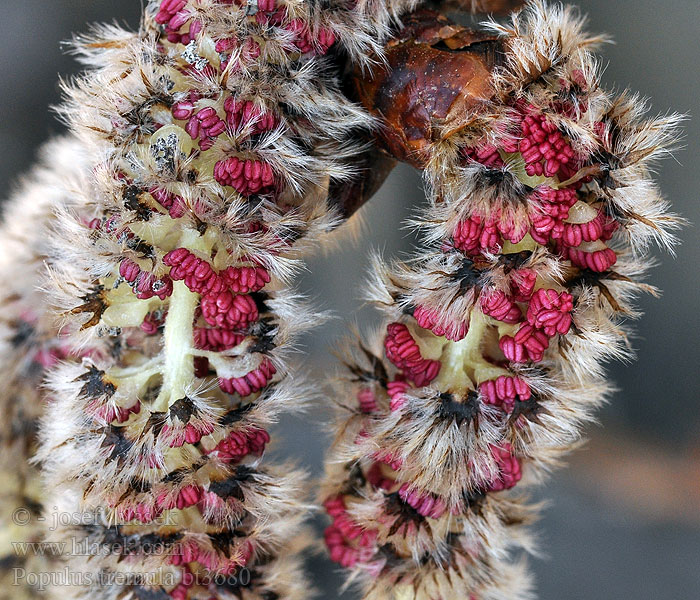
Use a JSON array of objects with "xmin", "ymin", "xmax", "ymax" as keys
[
  {"xmin": 0, "ymin": 1, "xmax": 434, "ymax": 599},
  {"xmin": 0, "ymin": 140, "xmax": 93, "ymax": 600},
  {"xmin": 321, "ymin": 3, "xmax": 683, "ymax": 600}
]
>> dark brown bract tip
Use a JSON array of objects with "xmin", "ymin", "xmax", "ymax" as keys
[
  {"xmin": 328, "ymin": 143, "xmax": 397, "ymax": 220},
  {"xmin": 433, "ymin": 0, "xmax": 527, "ymax": 16}
]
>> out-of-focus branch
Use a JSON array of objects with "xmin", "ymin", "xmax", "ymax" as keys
[{"xmin": 569, "ymin": 432, "xmax": 700, "ymax": 525}]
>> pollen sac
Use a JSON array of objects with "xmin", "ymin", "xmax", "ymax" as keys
[
  {"xmin": 414, "ymin": 304, "xmax": 469, "ymax": 341},
  {"xmin": 184, "ymin": 106, "xmax": 226, "ymax": 150},
  {"xmin": 487, "ymin": 444, "xmax": 522, "ymax": 491},
  {"xmin": 213, "ymin": 156, "xmax": 275, "ymax": 196},
  {"xmin": 526, "ymin": 288, "xmax": 573, "ymax": 336},
  {"xmin": 224, "ymin": 97, "xmax": 279, "ymax": 135},
  {"xmin": 205, "ymin": 427, "xmax": 270, "ymax": 462},
  {"xmin": 566, "ymin": 244, "xmax": 618, "ymax": 272},
  {"xmin": 500, "ymin": 323, "xmax": 550, "ymax": 363},
  {"xmin": 480, "ymin": 376, "xmax": 531, "ymax": 412},
  {"xmin": 519, "ymin": 112, "xmax": 577, "ymax": 178},
  {"xmin": 220, "ymin": 265, "xmax": 270, "ymax": 294},
  {"xmin": 398, "ymin": 483, "xmax": 447, "ymax": 519},
  {"xmin": 193, "ymin": 327, "xmax": 245, "ymax": 352},
  {"xmin": 164, "ymin": 248, "xmax": 226, "ymax": 295},
  {"xmin": 219, "ymin": 357, "xmax": 276, "ymax": 397},
  {"xmin": 149, "ymin": 187, "xmax": 187, "ymax": 219},
  {"xmin": 480, "ymin": 289, "xmax": 522, "ymax": 324},
  {"xmin": 453, "ymin": 215, "xmax": 503, "ymax": 255},
  {"xmin": 200, "ymin": 290, "xmax": 259, "ymax": 330},
  {"xmin": 384, "ymin": 322, "xmax": 441, "ymax": 387}
]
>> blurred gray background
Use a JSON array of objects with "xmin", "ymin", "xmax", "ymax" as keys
[{"xmin": 1, "ymin": 1, "xmax": 698, "ymax": 598}]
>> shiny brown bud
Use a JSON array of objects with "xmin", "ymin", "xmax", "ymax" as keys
[{"xmin": 352, "ymin": 10, "xmax": 503, "ymax": 169}]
